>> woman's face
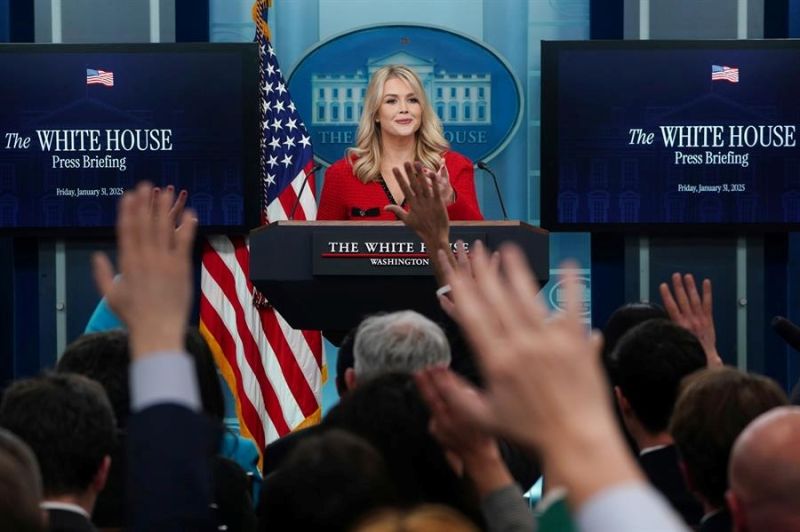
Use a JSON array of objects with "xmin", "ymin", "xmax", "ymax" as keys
[{"xmin": 376, "ymin": 77, "xmax": 422, "ymax": 141}]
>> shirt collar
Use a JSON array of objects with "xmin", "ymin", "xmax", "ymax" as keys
[
  {"xmin": 40, "ymin": 501, "xmax": 90, "ymax": 519},
  {"xmin": 639, "ymin": 444, "xmax": 670, "ymax": 456}
]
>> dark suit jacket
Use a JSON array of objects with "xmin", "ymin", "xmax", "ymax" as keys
[
  {"xmin": 46, "ymin": 508, "xmax": 96, "ymax": 532},
  {"xmin": 638, "ymin": 444, "xmax": 703, "ymax": 527},
  {"xmin": 127, "ymin": 404, "xmax": 217, "ymax": 532},
  {"xmin": 95, "ymin": 432, "xmax": 256, "ymax": 531},
  {"xmin": 212, "ymin": 456, "xmax": 257, "ymax": 532},
  {"xmin": 91, "ymin": 439, "xmax": 126, "ymax": 528}
]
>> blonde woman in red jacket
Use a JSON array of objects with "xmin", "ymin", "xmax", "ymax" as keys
[{"xmin": 317, "ymin": 65, "xmax": 483, "ymax": 221}]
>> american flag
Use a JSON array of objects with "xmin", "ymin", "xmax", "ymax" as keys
[
  {"xmin": 711, "ymin": 65, "xmax": 739, "ymax": 83},
  {"xmin": 199, "ymin": 0, "xmax": 323, "ymax": 461},
  {"xmin": 86, "ymin": 68, "xmax": 114, "ymax": 86}
]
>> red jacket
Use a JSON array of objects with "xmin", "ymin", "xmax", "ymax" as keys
[{"xmin": 317, "ymin": 151, "xmax": 484, "ymax": 221}]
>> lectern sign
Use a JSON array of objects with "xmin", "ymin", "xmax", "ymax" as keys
[
  {"xmin": 249, "ymin": 221, "xmax": 548, "ymax": 334},
  {"xmin": 312, "ymin": 232, "xmax": 485, "ymax": 276}
]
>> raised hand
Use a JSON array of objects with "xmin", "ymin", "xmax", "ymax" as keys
[
  {"xmin": 415, "ymin": 367, "xmax": 513, "ymax": 496},
  {"xmin": 440, "ymin": 242, "xmax": 645, "ymax": 507},
  {"xmin": 415, "ymin": 367, "xmax": 497, "ymax": 459},
  {"xmin": 659, "ymin": 272, "xmax": 722, "ymax": 367},
  {"xmin": 387, "ymin": 161, "xmax": 454, "ymax": 286},
  {"xmin": 437, "ymin": 242, "xmax": 499, "ymax": 319},
  {"xmin": 92, "ymin": 183, "xmax": 197, "ymax": 359},
  {"xmin": 441, "ymin": 244, "xmax": 608, "ymax": 449},
  {"xmin": 385, "ymin": 161, "xmax": 450, "ymax": 246},
  {"xmin": 150, "ymin": 185, "xmax": 189, "ymax": 230}
]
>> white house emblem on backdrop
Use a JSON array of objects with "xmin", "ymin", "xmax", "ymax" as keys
[
  {"xmin": 311, "ymin": 51, "xmax": 492, "ymax": 127},
  {"xmin": 288, "ymin": 25, "xmax": 522, "ymax": 165}
]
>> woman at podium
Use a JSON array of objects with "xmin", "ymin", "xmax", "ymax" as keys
[{"xmin": 317, "ymin": 65, "xmax": 483, "ymax": 221}]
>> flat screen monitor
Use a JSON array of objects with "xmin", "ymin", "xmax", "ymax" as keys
[
  {"xmin": 541, "ymin": 40, "xmax": 800, "ymax": 232},
  {"xmin": 0, "ymin": 43, "xmax": 259, "ymax": 234}
]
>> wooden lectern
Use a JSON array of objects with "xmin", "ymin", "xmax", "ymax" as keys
[{"xmin": 249, "ymin": 221, "xmax": 549, "ymax": 344}]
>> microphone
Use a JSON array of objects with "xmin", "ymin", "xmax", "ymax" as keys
[
  {"xmin": 476, "ymin": 161, "xmax": 509, "ymax": 220},
  {"xmin": 289, "ymin": 163, "xmax": 322, "ymax": 220},
  {"xmin": 771, "ymin": 315, "xmax": 800, "ymax": 353}
]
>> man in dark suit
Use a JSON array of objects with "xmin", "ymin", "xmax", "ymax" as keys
[
  {"xmin": 611, "ymin": 318, "xmax": 707, "ymax": 527},
  {"xmin": 55, "ymin": 330, "xmax": 130, "ymax": 529},
  {"xmin": 0, "ymin": 373, "xmax": 117, "ymax": 532},
  {"xmin": 92, "ymin": 183, "xmax": 215, "ymax": 531}
]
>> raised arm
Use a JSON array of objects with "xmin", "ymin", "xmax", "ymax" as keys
[
  {"xmin": 436, "ymin": 242, "xmax": 687, "ymax": 531},
  {"xmin": 659, "ymin": 272, "xmax": 722, "ymax": 367},
  {"xmin": 93, "ymin": 184, "xmax": 215, "ymax": 531},
  {"xmin": 416, "ymin": 368, "xmax": 535, "ymax": 532},
  {"xmin": 386, "ymin": 161, "xmax": 455, "ymax": 287}
]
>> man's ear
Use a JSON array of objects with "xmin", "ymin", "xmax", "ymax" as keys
[
  {"xmin": 726, "ymin": 489, "xmax": 748, "ymax": 532},
  {"xmin": 91, "ymin": 455, "xmax": 112, "ymax": 493},
  {"xmin": 344, "ymin": 368, "xmax": 357, "ymax": 391}
]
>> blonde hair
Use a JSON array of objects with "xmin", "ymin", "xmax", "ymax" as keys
[{"xmin": 347, "ymin": 65, "xmax": 450, "ymax": 184}]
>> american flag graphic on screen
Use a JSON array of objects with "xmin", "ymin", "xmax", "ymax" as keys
[
  {"xmin": 86, "ymin": 68, "xmax": 114, "ymax": 86},
  {"xmin": 199, "ymin": 0, "xmax": 323, "ymax": 464},
  {"xmin": 711, "ymin": 65, "xmax": 739, "ymax": 83}
]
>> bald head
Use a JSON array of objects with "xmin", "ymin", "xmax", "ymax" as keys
[{"xmin": 728, "ymin": 407, "xmax": 800, "ymax": 531}]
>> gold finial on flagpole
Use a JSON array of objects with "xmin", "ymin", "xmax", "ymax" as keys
[{"xmin": 252, "ymin": 0, "xmax": 273, "ymax": 41}]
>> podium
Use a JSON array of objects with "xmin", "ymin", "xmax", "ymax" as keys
[{"xmin": 250, "ymin": 221, "xmax": 549, "ymax": 343}]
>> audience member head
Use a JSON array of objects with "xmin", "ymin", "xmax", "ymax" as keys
[
  {"xmin": 59, "ymin": 328, "xmax": 225, "ymax": 425},
  {"xmin": 670, "ymin": 368, "xmax": 787, "ymax": 511},
  {"xmin": 727, "ymin": 407, "xmax": 800, "ymax": 531},
  {"xmin": 57, "ymin": 330, "xmax": 131, "ymax": 427},
  {"xmin": 0, "ymin": 428, "xmax": 44, "ymax": 531},
  {"xmin": 349, "ymin": 64, "xmax": 448, "ymax": 183},
  {"xmin": 601, "ymin": 302, "xmax": 668, "ymax": 382},
  {"xmin": 355, "ymin": 505, "xmax": 480, "ymax": 532},
  {"xmin": 325, "ymin": 373, "xmax": 481, "ymax": 524},
  {"xmin": 0, "ymin": 373, "xmax": 116, "ymax": 509},
  {"xmin": 58, "ymin": 328, "xmax": 224, "ymax": 527},
  {"xmin": 257, "ymin": 429, "xmax": 396, "ymax": 532},
  {"xmin": 612, "ymin": 319, "xmax": 706, "ymax": 439},
  {"xmin": 335, "ymin": 329, "xmax": 357, "ymax": 396},
  {"xmin": 353, "ymin": 311, "xmax": 450, "ymax": 386}
]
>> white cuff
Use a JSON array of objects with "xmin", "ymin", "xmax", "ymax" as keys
[{"xmin": 130, "ymin": 351, "xmax": 202, "ymax": 413}]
